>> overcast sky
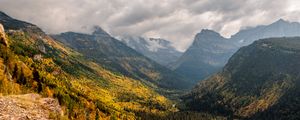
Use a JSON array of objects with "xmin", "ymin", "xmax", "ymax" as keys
[{"xmin": 1, "ymin": 0, "xmax": 300, "ymax": 51}]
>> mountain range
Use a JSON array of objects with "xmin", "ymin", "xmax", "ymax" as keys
[
  {"xmin": 2, "ymin": 9, "xmax": 300, "ymax": 120},
  {"xmin": 121, "ymin": 36, "xmax": 182, "ymax": 67},
  {"xmin": 173, "ymin": 19, "xmax": 300, "ymax": 84},
  {"xmin": 0, "ymin": 11, "xmax": 187, "ymax": 119},
  {"xmin": 51, "ymin": 27, "xmax": 191, "ymax": 90},
  {"xmin": 183, "ymin": 37, "xmax": 300, "ymax": 119}
]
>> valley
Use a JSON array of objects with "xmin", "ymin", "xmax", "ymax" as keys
[{"xmin": 0, "ymin": 3, "xmax": 300, "ymax": 119}]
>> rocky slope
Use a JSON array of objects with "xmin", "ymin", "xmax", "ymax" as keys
[
  {"xmin": 183, "ymin": 37, "xmax": 300, "ymax": 119},
  {"xmin": 0, "ymin": 94, "xmax": 63, "ymax": 120},
  {"xmin": 173, "ymin": 19, "xmax": 300, "ymax": 83},
  {"xmin": 121, "ymin": 36, "xmax": 182, "ymax": 67}
]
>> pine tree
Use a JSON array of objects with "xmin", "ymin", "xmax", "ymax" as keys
[{"xmin": 17, "ymin": 68, "xmax": 26, "ymax": 85}]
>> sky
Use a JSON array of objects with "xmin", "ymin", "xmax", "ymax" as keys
[{"xmin": 1, "ymin": 0, "xmax": 300, "ymax": 51}]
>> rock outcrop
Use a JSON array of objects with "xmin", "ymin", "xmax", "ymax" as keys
[
  {"xmin": 0, "ymin": 94, "xmax": 63, "ymax": 120},
  {"xmin": 0, "ymin": 24, "xmax": 8, "ymax": 47}
]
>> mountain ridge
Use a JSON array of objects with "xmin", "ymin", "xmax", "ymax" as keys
[
  {"xmin": 0, "ymin": 11, "xmax": 180, "ymax": 119},
  {"xmin": 172, "ymin": 29, "xmax": 236, "ymax": 83},
  {"xmin": 183, "ymin": 37, "xmax": 300, "ymax": 119},
  {"xmin": 173, "ymin": 19, "xmax": 300, "ymax": 83},
  {"xmin": 52, "ymin": 28, "xmax": 192, "ymax": 90}
]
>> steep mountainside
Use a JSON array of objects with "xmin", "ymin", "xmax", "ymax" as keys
[
  {"xmin": 52, "ymin": 29, "xmax": 191, "ymax": 89},
  {"xmin": 0, "ymin": 11, "xmax": 177, "ymax": 119},
  {"xmin": 173, "ymin": 29, "xmax": 236, "ymax": 83},
  {"xmin": 183, "ymin": 37, "xmax": 300, "ymax": 119},
  {"xmin": 174, "ymin": 19, "xmax": 300, "ymax": 83},
  {"xmin": 121, "ymin": 36, "xmax": 182, "ymax": 66}
]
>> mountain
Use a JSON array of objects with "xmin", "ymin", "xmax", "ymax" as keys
[
  {"xmin": 172, "ymin": 29, "xmax": 236, "ymax": 83},
  {"xmin": 173, "ymin": 19, "xmax": 300, "ymax": 83},
  {"xmin": 0, "ymin": 11, "xmax": 178, "ymax": 119},
  {"xmin": 231, "ymin": 19, "xmax": 300, "ymax": 46},
  {"xmin": 121, "ymin": 36, "xmax": 182, "ymax": 66},
  {"xmin": 51, "ymin": 28, "xmax": 191, "ymax": 90},
  {"xmin": 183, "ymin": 37, "xmax": 300, "ymax": 119}
]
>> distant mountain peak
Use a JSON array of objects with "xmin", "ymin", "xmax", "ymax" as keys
[
  {"xmin": 193, "ymin": 29, "xmax": 224, "ymax": 43},
  {"xmin": 174, "ymin": 18, "xmax": 300, "ymax": 85},
  {"xmin": 149, "ymin": 38, "xmax": 164, "ymax": 41},
  {"xmin": 149, "ymin": 38, "xmax": 171, "ymax": 46},
  {"xmin": 92, "ymin": 26, "xmax": 110, "ymax": 37},
  {"xmin": 200, "ymin": 29, "xmax": 218, "ymax": 34},
  {"xmin": 197, "ymin": 29, "xmax": 222, "ymax": 38},
  {"xmin": 272, "ymin": 18, "xmax": 289, "ymax": 25},
  {"xmin": 277, "ymin": 18, "xmax": 287, "ymax": 22}
]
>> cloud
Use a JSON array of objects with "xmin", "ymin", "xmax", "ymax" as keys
[{"xmin": 0, "ymin": 0, "xmax": 300, "ymax": 51}]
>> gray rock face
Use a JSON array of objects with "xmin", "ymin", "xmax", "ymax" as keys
[
  {"xmin": 121, "ymin": 36, "xmax": 182, "ymax": 67},
  {"xmin": 172, "ymin": 29, "xmax": 236, "ymax": 83},
  {"xmin": 173, "ymin": 19, "xmax": 300, "ymax": 84}
]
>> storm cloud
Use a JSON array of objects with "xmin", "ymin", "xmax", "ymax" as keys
[{"xmin": 0, "ymin": 0, "xmax": 300, "ymax": 51}]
